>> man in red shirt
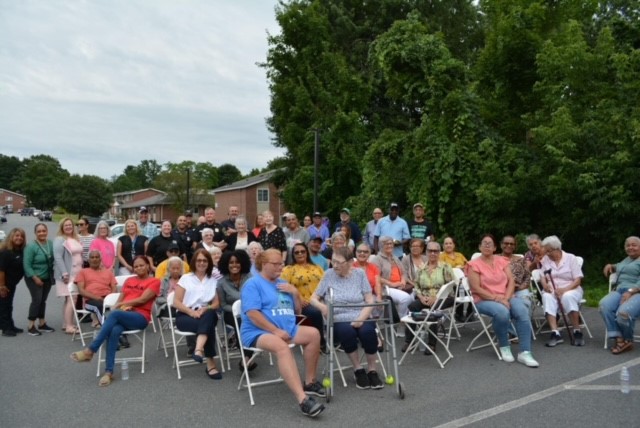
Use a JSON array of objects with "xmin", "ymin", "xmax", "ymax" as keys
[{"xmin": 76, "ymin": 250, "xmax": 117, "ymax": 325}]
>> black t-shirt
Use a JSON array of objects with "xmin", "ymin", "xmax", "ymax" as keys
[
  {"xmin": 407, "ymin": 219, "xmax": 435, "ymax": 240},
  {"xmin": 0, "ymin": 248, "xmax": 24, "ymax": 288},
  {"xmin": 147, "ymin": 234, "xmax": 183, "ymax": 266},
  {"xmin": 118, "ymin": 235, "xmax": 148, "ymax": 266},
  {"xmin": 173, "ymin": 228, "xmax": 197, "ymax": 260}
]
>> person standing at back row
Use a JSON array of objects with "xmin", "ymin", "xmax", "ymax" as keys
[
  {"xmin": 374, "ymin": 203, "xmax": 410, "ymax": 260},
  {"xmin": 407, "ymin": 203, "xmax": 435, "ymax": 245},
  {"xmin": 334, "ymin": 208, "xmax": 362, "ymax": 245},
  {"xmin": 137, "ymin": 206, "xmax": 159, "ymax": 239},
  {"xmin": 195, "ymin": 207, "xmax": 227, "ymax": 252}
]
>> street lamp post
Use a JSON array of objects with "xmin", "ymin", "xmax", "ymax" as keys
[
  {"xmin": 312, "ymin": 128, "xmax": 320, "ymax": 214},
  {"xmin": 186, "ymin": 168, "xmax": 191, "ymax": 213}
]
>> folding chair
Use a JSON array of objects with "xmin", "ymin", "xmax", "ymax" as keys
[
  {"xmin": 115, "ymin": 274, "xmax": 156, "ymax": 333},
  {"xmin": 399, "ymin": 280, "xmax": 455, "ymax": 368},
  {"xmin": 165, "ymin": 292, "xmax": 203, "ymax": 379},
  {"xmin": 232, "ymin": 300, "xmax": 292, "ymax": 405},
  {"xmin": 68, "ymin": 282, "xmax": 94, "ymax": 347},
  {"xmin": 95, "ymin": 292, "xmax": 147, "ymax": 376}
]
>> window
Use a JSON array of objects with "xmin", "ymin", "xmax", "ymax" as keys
[
  {"xmin": 257, "ymin": 188, "xmax": 269, "ymax": 202},
  {"xmin": 6, "ymin": 196, "xmax": 12, "ymax": 202}
]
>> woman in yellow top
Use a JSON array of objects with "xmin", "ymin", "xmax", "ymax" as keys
[
  {"xmin": 439, "ymin": 236, "xmax": 467, "ymax": 268},
  {"xmin": 280, "ymin": 242, "xmax": 326, "ymax": 352}
]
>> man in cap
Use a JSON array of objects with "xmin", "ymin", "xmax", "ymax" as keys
[
  {"xmin": 137, "ymin": 206, "xmax": 159, "ymax": 239},
  {"xmin": 308, "ymin": 212, "xmax": 330, "ymax": 250},
  {"xmin": 407, "ymin": 202, "xmax": 435, "ymax": 244},
  {"xmin": 308, "ymin": 236, "xmax": 329, "ymax": 271},
  {"xmin": 374, "ymin": 203, "xmax": 410, "ymax": 259},
  {"xmin": 364, "ymin": 208, "xmax": 383, "ymax": 253},
  {"xmin": 334, "ymin": 208, "xmax": 362, "ymax": 244}
]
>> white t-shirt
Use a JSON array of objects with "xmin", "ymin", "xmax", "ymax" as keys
[{"xmin": 177, "ymin": 272, "xmax": 218, "ymax": 309}]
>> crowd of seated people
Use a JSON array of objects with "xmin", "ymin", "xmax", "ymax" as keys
[{"xmin": 3, "ymin": 203, "xmax": 639, "ymax": 419}]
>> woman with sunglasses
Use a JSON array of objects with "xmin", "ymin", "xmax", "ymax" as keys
[
  {"xmin": 280, "ymin": 242, "xmax": 326, "ymax": 352},
  {"xmin": 76, "ymin": 217, "xmax": 94, "ymax": 268}
]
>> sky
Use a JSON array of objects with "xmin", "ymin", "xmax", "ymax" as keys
[{"xmin": 0, "ymin": 0, "xmax": 285, "ymax": 179}]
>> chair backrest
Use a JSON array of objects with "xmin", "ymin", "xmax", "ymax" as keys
[
  {"xmin": 102, "ymin": 292, "xmax": 121, "ymax": 311},
  {"xmin": 471, "ymin": 252, "xmax": 481, "ymax": 260},
  {"xmin": 609, "ymin": 273, "xmax": 617, "ymax": 292},
  {"xmin": 576, "ymin": 256, "xmax": 584, "ymax": 268},
  {"xmin": 167, "ymin": 291, "xmax": 175, "ymax": 307},
  {"xmin": 116, "ymin": 275, "xmax": 135, "ymax": 289},
  {"xmin": 435, "ymin": 280, "xmax": 456, "ymax": 304},
  {"xmin": 232, "ymin": 300, "xmax": 242, "ymax": 319},
  {"xmin": 530, "ymin": 269, "xmax": 543, "ymax": 294},
  {"xmin": 453, "ymin": 267, "xmax": 465, "ymax": 281},
  {"xmin": 68, "ymin": 281, "xmax": 80, "ymax": 295}
]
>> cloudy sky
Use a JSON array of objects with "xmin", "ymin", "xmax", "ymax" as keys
[{"xmin": 0, "ymin": 0, "xmax": 284, "ymax": 179}]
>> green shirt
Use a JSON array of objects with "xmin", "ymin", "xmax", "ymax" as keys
[
  {"xmin": 415, "ymin": 262, "xmax": 454, "ymax": 298},
  {"xmin": 23, "ymin": 240, "xmax": 54, "ymax": 279}
]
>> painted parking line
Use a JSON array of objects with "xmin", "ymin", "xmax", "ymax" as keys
[
  {"xmin": 435, "ymin": 357, "xmax": 640, "ymax": 428},
  {"xmin": 564, "ymin": 385, "xmax": 640, "ymax": 391}
]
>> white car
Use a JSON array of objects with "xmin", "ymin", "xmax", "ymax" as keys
[
  {"xmin": 0, "ymin": 230, "xmax": 6, "ymax": 242},
  {"xmin": 32, "ymin": 209, "xmax": 41, "ymax": 217}
]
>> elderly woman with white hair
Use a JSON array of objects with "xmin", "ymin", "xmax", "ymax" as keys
[
  {"xmin": 600, "ymin": 236, "xmax": 640, "ymax": 354},
  {"xmin": 373, "ymin": 235, "xmax": 413, "ymax": 319},
  {"xmin": 89, "ymin": 220, "xmax": 116, "ymax": 271},
  {"xmin": 539, "ymin": 235, "xmax": 585, "ymax": 347}
]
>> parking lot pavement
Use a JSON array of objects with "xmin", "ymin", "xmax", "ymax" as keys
[{"xmin": 1, "ymin": 214, "xmax": 638, "ymax": 426}]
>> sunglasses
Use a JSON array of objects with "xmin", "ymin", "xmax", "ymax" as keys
[
  {"xmin": 76, "ymin": 223, "xmax": 86, "ymax": 226},
  {"xmin": 293, "ymin": 250, "xmax": 306, "ymax": 255},
  {"xmin": 427, "ymin": 249, "xmax": 440, "ymax": 253}
]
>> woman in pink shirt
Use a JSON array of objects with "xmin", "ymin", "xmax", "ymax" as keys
[
  {"xmin": 89, "ymin": 221, "xmax": 116, "ymax": 271},
  {"xmin": 466, "ymin": 234, "xmax": 538, "ymax": 368}
]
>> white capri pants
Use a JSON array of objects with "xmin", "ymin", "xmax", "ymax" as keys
[
  {"xmin": 542, "ymin": 287, "xmax": 583, "ymax": 316},
  {"xmin": 386, "ymin": 287, "xmax": 413, "ymax": 318}
]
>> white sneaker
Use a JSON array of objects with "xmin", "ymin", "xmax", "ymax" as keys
[
  {"xmin": 517, "ymin": 351, "xmax": 539, "ymax": 368},
  {"xmin": 499, "ymin": 346, "xmax": 514, "ymax": 363}
]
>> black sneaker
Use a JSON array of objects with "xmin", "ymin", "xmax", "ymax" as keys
[
  {"xmin": 300, "ymin": 396, "xmax": 325, "ymax": 418},
  {"xmin": 119, "ymin": 335, "xmax": 131, "ymax": 348},
  {"xmin": 38, "ymin": 323, "xmax": 55, "ymax": 333},
  {"xmin": 545, "ymin": 332, "xmax": 563, "ymax": 347},
  {"xmin": 28, "ymin": 326, "xmax": 42, "ymax": 336},
  {"xmin": 303, "ymin": 381, "xmax": 327, "ymax": 397},
  {"xmin": 368, "ymin": 371, "xmax": 384, "ymax": 389},
  {"xmin": 354, "ymin": 368, "xmax": 370, "ymax": 389},
  {"xmin": 572, "ymin": 330, "xmax": 585, "ymax": 346},
  {"xmin": 12, "ymin": 327, "xmax": 24, "ymax": 334},
  {"xmin": 2, "ymin": 329, "xmax": 17, "ymax": 337}
]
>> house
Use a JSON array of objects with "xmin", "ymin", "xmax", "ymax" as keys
[
  {"xmin": 111, "ymin": 188, "xmax": 214, "ymax": 223},
  {"xmin": 212, "ymin": 170, "xmax": 285, "ymax": 228},
  {"xmin": 0, "ymin": 189, "xmax": 26, "ymax": 213}
]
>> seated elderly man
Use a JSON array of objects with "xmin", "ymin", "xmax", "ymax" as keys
[
  {"xmin": 154, "ymin": 243, "xmax": 190, "ymax": 279},
  {"xmin": 76, "ymin": 250, "xmax": 117, "ymax": 325},
  {"xmin": 600, "ymin": 236, "xmax": 640, "ymax": 354},
  {"xmin": 539, "ymin": 235, "xmax": 585, "ymax": 347}
]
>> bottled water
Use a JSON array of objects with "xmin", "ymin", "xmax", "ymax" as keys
[
  {"xmin": 122, "ymin": 361, "xmax": 129, "ymax": 380},
  {"xmin": 620, "ymin": 366, "xmax": 630, "ymax": 394}
]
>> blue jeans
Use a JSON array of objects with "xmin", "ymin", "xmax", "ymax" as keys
[
  {"xmin": 476, "ymin": 297, "xmax": 532, "ymax": 352},
  {"xmin": 88, "ymin": 310, "xmax": 148, "ymax": 373},
  {"xmin": 599, "ymin": 290, "xmax": 640, "ymax": 340}
]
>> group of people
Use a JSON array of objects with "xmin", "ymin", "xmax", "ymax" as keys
[{"xmin": 1, "ymin": 203, "xmax": 639, "ymax": 419}]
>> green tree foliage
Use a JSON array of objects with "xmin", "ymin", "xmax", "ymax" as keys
[
  {"xmin": 153, "ymin": 161, "xmax": 217, "ymax": 212},
  {"xmin": 266, "ymin": 0, "xmax": 640, "ymax": 265},
  {"xmin": 217, "ymin": 163, "xmax": 242, "ymax": 186},
  {"xmin": 111, "ymin": 160, "xmax": 163, "ymax": 192},
  {"xmin": 14, "ymin": 155, "xmax": 69, "ymax": 209},
  {"xmin": 58, "ymin": 175, "xmax": 112, "ymax": 217},
  {"xmin": 0, "ymin": 155, "xmax": 24, "ymax": 190}
]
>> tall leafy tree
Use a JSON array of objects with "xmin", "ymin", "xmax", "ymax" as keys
[
  {"xmin": 217, "ymin": 163, "xmax": 242, "ymax": 187},
  {"xmin": 58, "ymin": 175, "xmax": 112, "ymax": 217},
  {"xmin": 0, "ymin": 155, "xmax": 24, "ymax": 190},
  {"xmin": 14, "ymin": 155, "xmax": 69, "ymax": 209}
]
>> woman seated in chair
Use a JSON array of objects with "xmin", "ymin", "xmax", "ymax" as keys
[
  {"xmin": 600, "ymin": 236, "xmax": 640, "ymax": 354},
  {"xmin": 311, "ymin": 247, "xmax": 384, "ymax": 390},
  {"xmin": 240, "ymin": 249, "xmax": 326, "ymax": 418},
  {"xmin": 70, "ymin": 256, "xmax": 160, "ymax": 386},
  {"xmin": 217, "ymin": 249, "xmax": 256, "ymax": 371},
  {"xmin": 539, "ymin": 235, "xmax": 585, "ymax": 348},
  {"xmin": 373, "ymin": 235, "xmax": 413, "ymax": 319},
  {"xmin": 172, "ymin": 248, "xmax": 222, "ymax": 379},
  {"xmin": 466, "ymin": 234, "xmax": 539, "ymax": 368},
  {"xmin": 401, "ymin": 241, "xmax": 455, "ymax": 355}
]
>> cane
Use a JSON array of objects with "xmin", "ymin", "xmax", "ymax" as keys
[{"xmin": 543, "ymin": 269, "xmax": 575, "ymax": 345}]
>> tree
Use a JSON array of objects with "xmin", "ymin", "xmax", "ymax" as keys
[
  {"xmin": 0, "ymin": 155, "xmax": 24, "ymax": 190},
  {"xmin": 111, "ymin": 159, "xmax": 163, "ymax": 192},
  {"xmin": 217, "ymin": 163, "xmax": 242, "ymax": 187},
  {"xmin": 14, "ymin": 155, "xmax": 69, "ymax": 209},
  {"xmin": 58, "ymin": 175, "xmax": 112, "ymax": 217},
  {"xmin": 153, "ymin": 161, "xmax": 217, "ymax": 213}
]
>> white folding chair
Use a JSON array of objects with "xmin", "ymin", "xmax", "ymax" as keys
[
  {"xmin": 166, "ymin": 292, "xmax": 199, "ymax": 379},
  {"xmin": 232, "ymin": 300, "xmax": 292, "ymax": 406},
  {"xmin": 399, "ymin": 280, "xmax": 455, "ymax": 368},
  {"xmin": 95, "ymin": 292, "xmax": 147, "ymax": 376},
  {"xmin": 68, "ymin": 282, "xmax": 94, "ymax": 347},
  {"xmin": 115, "ymin": 274, "xmax": 157, "ymax": 333}
]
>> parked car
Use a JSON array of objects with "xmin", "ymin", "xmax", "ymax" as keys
[
  {"xmin": 21, "ymin": 208, "xmax": 34, "ymax": 216},
  {"xmin": 32, "ymin": 209, "xmax": 41, "ymax": 217},
  {"xmin": 38, "ymin": 211, "xmax": 53, "ymax": 221},
  {"xmin": 0, "ymin": 213, "xmax": 6, "ymax": 223},
  {"xmin": 0, "ymin": 230, "xmax": 5, "ymax": 242}
]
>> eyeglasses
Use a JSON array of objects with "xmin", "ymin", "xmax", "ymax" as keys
[
  {"xmin": 481, "ymin": 242, "xmax": 494, "ymax": 247},
  {"xmin": 356, "ymin": 250, "xmax": 370, "ymax": 254},
  {"xmin": 196, "ymin": 259, "xmax": 208, "ymax": 263},
  {"xmin": 293, "ymin": 250, "xmax": 306, "ymax": 255},
  {"xmin": 427, "ymin": 249, "xmax": 440, "ymax": 253},
  {"xmin": 265, "ymin": 261, "xmax": 284, "ymax": 267},
  {"xmin": 331, "ymin": 259, "xmax": 347, "ymax": 266},
  {"xmin": 502, "ymin": 242, "xmax": 515, "ymax": 246}
]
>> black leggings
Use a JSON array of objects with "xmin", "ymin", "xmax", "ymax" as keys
[{"xmin": 25, "ymin": 277, "xmax": 52, "ymax": 321}]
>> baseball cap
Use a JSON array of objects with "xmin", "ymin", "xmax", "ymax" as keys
[
  {"xmin": 310, "ymin": 236, "xmax": 323, "ymax": 242},
  {"xmin": 184, "ymin": 210, "xmax": 192, "ymax": 216},
  {"xmin": 389, "ymin": 202, "xmax": 399, "ymax": 209},
  {"xmin": 413, "ymin": 203, "xmax": 424, "ymax": 209},
  {"xmin": 313, "ymin": 212, "xmax": 322, "ymax": 217},
  {"xmin": 340, "ymin": 208, "xmax": 351, "ymax": 215},
  {"xmin": 139, "ymin": 206, "xmax": 148, "ymax": 213},
  {"xmin": 167, "ymin": 243, "xmax": 180, "ymax": 252}
]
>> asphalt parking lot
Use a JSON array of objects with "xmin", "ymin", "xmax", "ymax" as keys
[{"xmin": 1, "ymin": 215, "xmax": 638, "ymax": 427}]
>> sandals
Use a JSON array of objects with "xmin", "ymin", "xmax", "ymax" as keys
[
  {"xmin": 611, "ymin": 340, "xmax": 633, "ymax": 355},
  {"xmin": 238, "ymin": 359, "xmax": 258, "ymax": 372},
  {"xmin": 65, "ymin": 327, "xmax": 80, "ymax": 335},
  {"xmin": 99, "ymin": 373, "xmax": 113, "ymax": 387},
  {"xmin": 192, "ymin": 348, "xmax": 204, "ymax": 363},
  {"xmin": 70, "ymin": 350, "xmax": 93, "ymax": 362},
  {"xmin": 206, "ymin": 367, "xmax": 222, "ymax": 380}
]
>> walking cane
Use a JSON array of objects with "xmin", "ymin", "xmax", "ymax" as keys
[{"xmin": 543, "ymin": 269, "xmax": 575, "ymax": 345}]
